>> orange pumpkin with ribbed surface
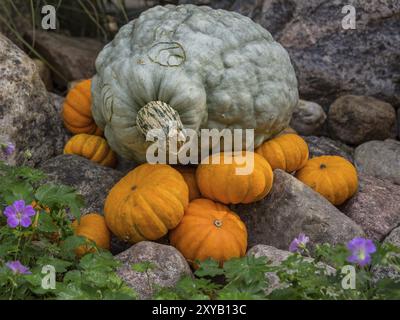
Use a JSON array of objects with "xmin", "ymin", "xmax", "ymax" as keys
[
  {"xmin": 62, "ymin": 79, "xmax": 103, "ymax": 136},
  {"xmin": 196, "ymin": 152, "xmax": 273, "ymax": 204},
  {"xmin": 64, "ymin": 133, "xmax": 117, "ymax": 167},
  {"xmin": 175, "ymin": 166, "xmax": 201, "ymax": 201},
  {"xmin": 295, "ymin": 155, "xmax": 358, "ymax": 206},
  {"xmin": 169, "ymin": 199, "xmax": 247, "ymax": 266},
  {"xmin": 104, "ymin": 164, "xmax": 189, "ymax": 243},
  {"xmin": 255, "ymin": 133, "xmax": 309, "ymax": 173},
  {"xmin": 72, "ymin": 213, "xmax": 111, "ymax": 257}
]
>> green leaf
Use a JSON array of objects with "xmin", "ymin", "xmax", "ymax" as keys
[
  {"xmin": 3, "ymin": 182, "xmax": 34, "ymax": 204},
  {"xmin": 34, "ymin": 184, "xmax": 84, "ymax": 219},
  {"xmin": 78, "ymin": 251, "xmax": 120, "ymax": 271},
  {"xmin": 195, "ymin": 258, "xmax": 224, "ymax": 277},
  {"xmin": 36, "ymin": 257, "xmax": 73, "ymax": 273},
  {"xmin": 37, "ymin": 212, "xmax": 58, "ymax": 233},
  {"xmin": 59, "ymin": 235, "xmax": 87, "ymax": 259},
  {"xmin": 131, "ymin": 261, "xmax": 156, "ymax": 273},
  {"xmin": 63, "ymin": 270, "xmax": 82, "ymax": 284}
]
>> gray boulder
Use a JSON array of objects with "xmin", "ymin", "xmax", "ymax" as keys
[
  {"xmin": 303, "ymin": 135, "xmax": 354, "ymax": 163},
  {"xmin": 116, "ymin": 241, "xmax": 192, "ymax": 299},
  {"xmin": 340, "ymin": 174, "xmax": 400, "ymax": 241},
  {"xmin": 247, "ymin": 244, "xmax": 335, "ymax": 295},
  {"xmin": 372, "ymin": 227, "xmax": 400, "ymax": 282},
  {"xmin": 397, "ymin": 108, "xmax": 400, "ymax": 138},
  {"xmin": 39, "ymin": 154, "xmax": 123, "ymax": 215},
  {"xmin": 328, "ymin": 95, "xmax": 396, "ymax": 145},
  {"xmin": 290, "ymin": 99, "xmax": 326, "ymax": 136},
  {"xmin": 24, "ymin": 30, "xmax": 104, "ymax": 86},
  {"xmin": 355, "ymin": 139, "xmax": 400, "ymax": 185},
  {"xmin": 39, "ymin": 154, "xmax": 129, "ymax": 254},
  {"xmin": 231, "ymin": 170, "xmax": 364, "ymax": 252},
  {"xmin": 0, "ymin": 33, "xmax": 66, "ymax": 166},
  {"xmin": 279, "ymin": 1, "xmax": 400, "ymax": 109}
]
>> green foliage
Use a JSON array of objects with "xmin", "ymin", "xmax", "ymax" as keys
[
  {"xmin": 0, "ymin": 161, "xmax": 136, "ymax": 300},
  {"xmin": 154, "ymin": 244, "xmax": 400, "ymax": 300}
]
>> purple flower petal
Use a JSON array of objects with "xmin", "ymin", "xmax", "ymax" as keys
[
  {"xmin": 5, "ymin": 143, "xmax": 15, "ymax": 155},
  {"xmin": 7, "ymin": 216, "xmax": 19, "ymax": 228},
  {"xmin": 289, "ymin": 233, "xmax": 310, "ymax": 253},
  {"xmin": 346, "ymin": 237, "xmax": 376, "ymax": 267},
  {"xmin": 13, "ymin": 200, "xmax": 26, "ymax": 213},
  {"xmin": 20, "ymin": 215, "xmax": 32, "ymax": 228},
  {"xmin": 23, "ymin": 205, "xmax": 35, "ymax": 217},
  {"xmin": 365, "ymin": 240, "xmax": 377, "ymax": 254},
  {"xmin": 3, "ymin": 205, "xmax": 16, "ymax": 218},
  {"xmin": 6, "ymin": 260, "xmax": 31, "ymax": 275},
  {"xmin": 289, "ymin": 239, "xmax": 300, "ymax": 252}
]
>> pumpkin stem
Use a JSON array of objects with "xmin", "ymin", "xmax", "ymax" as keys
[
  {"xmin": 136, "ymin": 101, "xmax": 186, "ymax": 154},
  {"xmin": 214, "ymin": 219, "xmax": 223, "ymax": 228},
  {"xmin": 320, "ymin": 163, "xmax": 327, "ymax": 169}
]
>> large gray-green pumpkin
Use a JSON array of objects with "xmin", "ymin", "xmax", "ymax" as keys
[{"xmin": 91, "ymin": 4, "xmax": 298, "ymax": 163}]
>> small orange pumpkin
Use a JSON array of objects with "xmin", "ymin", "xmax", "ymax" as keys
[
  {"xmin": 295, "ymin": 155, "xmax": 358, "ymax": 206},
  {"xmin": 62, "ymin": 79, "xmax": 103, "ymax": 136},
  {"xmin": 175, "ymin": 166, "xmax": 201, "ymax": 201},
  {"xmin": 196, "ymin": 151, "xmax": 273, "ymax": 204},
  {"xmin": 169, "ymin": 198, "xmax": 247, "ymax": 266},
  {"xmin": 104, "ymin": 164, "xmax": 189, "ymax": 243},
  {"xmin": 72, "ymin": 213, "xmax": 111, "ymax": 257},
  {"xmin": 255, "ymin": 133, "xmax": 309, "ymax": 172},
  {"xmin": 64, "ymin": 133, "xmax": 117, "ymax": 167}
]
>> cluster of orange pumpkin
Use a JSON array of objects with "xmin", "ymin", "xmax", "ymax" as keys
[{"xmin": 62, "ymin": 80, "xmax": 359, "ymax": 266}]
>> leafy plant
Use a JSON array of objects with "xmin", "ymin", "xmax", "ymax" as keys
[
  {"xmin": 153, "ymin": 242, "xmax": 400, "ymax": 300},
  {"xmin": 0, "ymin": 160, "xmax": 136, "ymax": 300}
]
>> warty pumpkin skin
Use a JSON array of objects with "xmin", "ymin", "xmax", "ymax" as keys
[
  {"xmin": 175, "ymin": 166, "xmax": 201, "ymax": 201},
  {"xmin": 255, "ymin": 133, "xmax": 309, "ymax": 173},
  {"xmin": 169, "ymin": 198, "xmax": 247, "ymax": 266},
  {"xmin": 62, "ymin": 79, "xmax": 103, "ymax": 136},
  {"xmin": 72, "ymin": 213, "xmax": 111, "ymax": 257},
  {"xmin": 64, "ymin": 133, "xmax": 117, "ymax": 167},
  {"xmin": 295, "ymin": 155, "xmax": 358, "ymax": 206},
  {"xmin": 104, "ymin": 164, "xmax": 189, "ymax": 243},
  {"xmin": 91, "ymin": 5, "xmax": 298, "ymax": 163},
  {"xmin": 196, "ymin": 152, "xmax": 273, "ymax": 204}
]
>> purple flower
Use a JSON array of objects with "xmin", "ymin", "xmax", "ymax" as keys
[
  {"xmin": 289, "ymin": 233, "xmax": 309, "ymax": 253},
  {"xmin": 1, "ymin": 142, "xmax": 15, "ymax": 156},
  {"xmin": 3, "ymin": 200, "xmax": 35, "ymax": 228},
  {"xmin": 347, "ymin": 237, "xmax": 376, "ymax": 267},
  {"xmin": 6, "ymin": 260, "xmax": 31, "ymax": 275}
]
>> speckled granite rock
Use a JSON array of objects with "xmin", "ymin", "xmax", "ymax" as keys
[
  {"xmin": 247, "ymin": 244, "xmax": 335, "ymax": 294},
  {"xmin": 340, "ymin": 174, "xmax": 400, "ymax": 241},
  {"xmin": 279, "ymin": 0, "xmax": 400, "ymax": 109},
  {"xmin": 39, "ymin": 154, "xmax": 123, "ymax": 214},
  {"xmin": 290, "ymin": 99, "xmax": 326, "ymax": 135},
  {"xmin": 0, "ymin": 33, "xmax": 66, "ymax": 166},
  {"xmin": 372, "ymin": 226, "xmax": 400, "ymax": 282},
  {"xmin": 231, "ymin": 170, "xmax": 364, "ymax": 251},
  {"xmin": 116, "ymin": 241, "xmax": 192, "ymax": 299},
  {"xmin": 355, "ymin": 139, "xmax": 400, "ymax": 185},
  {"xmin": 328, "ymin": 95, "xmax": 396, "ymax": 145},
  {"xmin": 303, "ymin": 136, "xmax": 354, "ymax": 163},
  {"xmin": 24, "ymin": 30, "xmax": 103, "ymax": 86}
]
